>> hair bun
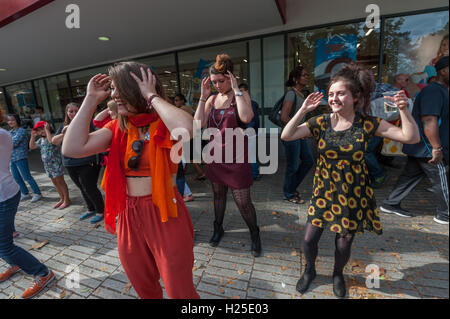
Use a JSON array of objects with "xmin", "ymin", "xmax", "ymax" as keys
[{"xmin": 214, "ymin": 54, "xmax": 232, "ymax": 74}]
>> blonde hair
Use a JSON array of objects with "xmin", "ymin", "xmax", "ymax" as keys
[{"xmin": 107, "ymin": 100, "xmax": 118, "ymax": 118}]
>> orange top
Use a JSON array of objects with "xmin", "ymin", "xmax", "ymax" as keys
[
  {"xmin": 102, "ymin": 117, "xmax": 179, "ymax": 234},
  {"xmin": 124, "ymin": 140, "xmax": 151, "ymax": 177}
]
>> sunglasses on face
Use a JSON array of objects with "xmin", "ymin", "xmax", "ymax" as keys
[{"xmin": 128, "ymin": 140, "xmax": 144, "ymax": 171}]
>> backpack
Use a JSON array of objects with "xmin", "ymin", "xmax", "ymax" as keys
[{"xmin": 268, "ymin": 90, "xmax": 297, "ymax": 127}]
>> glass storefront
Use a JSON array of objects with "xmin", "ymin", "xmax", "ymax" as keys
[
  {"xmin": 4, "ymin": 82, "xmax": 36, "ymax": 129},
  {"xmin": 0, "ymin": 9, "xmax": 447, "ymax": 131},
  {"xmin": 178, "ymin": 42, "xmax": 248, "ymax": 106},
  {"xmin": 382, "ymin": 11, "xmax": 449, "ymax": 88}
]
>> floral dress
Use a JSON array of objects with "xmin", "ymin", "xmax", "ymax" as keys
[
  {"xmin": 37, "ymin": 137, "xmax": 64, "ymax": 178},
  {"xmin": 305, "ymin": 112, "xmax": 383, "ymax": 235}
]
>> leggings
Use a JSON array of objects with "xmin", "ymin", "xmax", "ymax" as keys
[{"xmin": 66, "ymin": 163, "xmax": 104, "ymax": 214}]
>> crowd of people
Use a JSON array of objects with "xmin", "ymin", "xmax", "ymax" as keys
[{"xmin": 0, "ymin": 52, "xmax": 448, "ymax": 299}]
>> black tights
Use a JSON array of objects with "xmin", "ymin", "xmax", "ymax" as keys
[
  {"xmin": 212, "ymin": 182, "xmax": 258, "ymax": 233},
  {"xmin": 302, "ymin": 222, "xmax": 355, "ymax": 275}
]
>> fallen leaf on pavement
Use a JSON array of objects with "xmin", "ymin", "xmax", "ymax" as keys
[
  {"xmin": 291, "ymin": 251, "xmax": 297, "ymax": 257},
  {"xmin": 272, "ymin": 212, "xmax": 281, "ymax": 218},
  {"xmin": 219, "ymin": 288, "xmax": 225, "ymax": 294},
  {"xmin": 237, "ymin": 270, "xmax": 244, "ymax": 275},
  {"xmin": 30, "ymin": 240, "xmax": 49, "ymax": 250},
  {"xmin": 231, "ymin": 295, "xmax": 240, "ymax": 299},
  {"xmin": 60, "ymin": 290, "xmax": 66, "ymax": 299}
]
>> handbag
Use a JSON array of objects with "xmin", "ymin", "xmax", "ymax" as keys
[
  {"xmin": 268, "ymin": 90, "xmax": 296, "ymax": 127},
  {"xmin": 381, "ymin": 119, "xmax": 406, "ymax": 157}
]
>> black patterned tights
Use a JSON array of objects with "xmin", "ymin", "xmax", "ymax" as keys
[
  {"xmin": 212, "ymin": 182, "xmax": 258, "ymax": 233},
  {"xmin": 302, "ymin": 222, "xmax": 355, "ymax": 274}
]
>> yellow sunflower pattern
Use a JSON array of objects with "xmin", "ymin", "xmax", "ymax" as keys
[{"xmin": 305, "ymin": 112, "xmax": 382, "ymax": 236}]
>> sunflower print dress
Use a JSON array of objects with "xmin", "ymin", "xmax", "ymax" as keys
[{"xmin": 305, "ymin": 112, "xmax": 382, "ymax": 235}]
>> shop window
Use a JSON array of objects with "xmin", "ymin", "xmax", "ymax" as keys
[
  {"xmin": 178, "ymin": 42, "xmax": 248, "ymax": 107},
  {"xmin": 69, "ymin": 66, "xmax": 109, "ymax": 104},
  {"xmin": 43, "ymin": 75, "xmax": 71, "ymax": 125},
  {"xmin": 5, "ymin": 82, "xmax": 36, "ymax": 129},
  {"xmin": 382, "ymin": 11, "xmax": 448, "ymax": 92},
  {"xmin": 287, "ymin": 22, "xmax": 381, "ymax": 117}
]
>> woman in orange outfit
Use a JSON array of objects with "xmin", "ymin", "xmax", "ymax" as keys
[{"xmin": 63, "ymin": 61, "xmax": 199, "ymax": 299}]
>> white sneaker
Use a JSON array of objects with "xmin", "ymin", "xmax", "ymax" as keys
[
  {"xmin": 30, "ymin": 194, "xmax": 42, "ymax": 203},
  {"xmin": 20, "ymin": 194, "xmax": 31, "ymax": 201}
]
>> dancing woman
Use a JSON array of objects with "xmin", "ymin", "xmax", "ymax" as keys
[
  {"xmin": 194, "ymin": 54, "xmax": 261, "ymax": 257},
  {"xmin": 281, "ymin": 65, "xmax": 419, "ymax": 298},
  {"xmin": 62, "ymin": 61, "xmax": 199, "ymax": 299}
]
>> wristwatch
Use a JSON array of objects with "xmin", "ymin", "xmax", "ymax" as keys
[
  {"xmin": 235, "ymin": 91, "xmax": 243, "ymax": 96},
  {"xmin": 433, "ymin": 146, "xmax": 443, "ymax": 152}
]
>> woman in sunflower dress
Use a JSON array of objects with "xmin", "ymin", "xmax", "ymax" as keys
[{"xmin": 281, "ymin": 65, "xmax": 420, "ymax": 298}]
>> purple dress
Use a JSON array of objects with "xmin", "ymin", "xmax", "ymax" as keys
[{"xmin": 205, "ymin": 95, "xmax": 252, "ymax": 189}]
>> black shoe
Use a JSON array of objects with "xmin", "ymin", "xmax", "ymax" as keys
[
  {"xmin": 296, "ymin": 267, "xmax": 316, "ymax": 294},
  {"xmin": 380, "ymin": 204, "xmax": 413, "ymax": 218},
  {"xmin": 332, "ymin": 273, "xmax": 346, "ymax": 299},
  {"xmin": 434, "ymin": 213, "xmax": 449, "ymax": 225},
  {"xmin": 250, "ymin": 227, "xmax": 262, "ymax": 257},
  {"xmin": 209, "ymin": 221, "xmax": 224, "ymax": 247}
]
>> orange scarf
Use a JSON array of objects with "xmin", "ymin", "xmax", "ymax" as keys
[{"xmin": 103, "ymin": 114, "xmax": 178, "ymax": 234}]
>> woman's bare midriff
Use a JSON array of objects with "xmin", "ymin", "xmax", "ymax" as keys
[{"xmin": 126, "ymin": 174, "xmax": 177, "ymax": 197}]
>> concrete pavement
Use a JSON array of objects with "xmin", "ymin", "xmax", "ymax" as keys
[{"xmin": 0, "ymin": 149, "xmax": 448, "ymax": 299}]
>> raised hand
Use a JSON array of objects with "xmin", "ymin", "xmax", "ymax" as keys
[
  {"xmin": 86, "ymin": 74, "xmax": 111, "ymax": 103},
  {"xmin": 200, "ymin": 76, "xmax": 211, "ymax": 100},
  {"xmin": 393, "ymin": 91, "xmax": 409, "ymax": 111},
  {"xmin": 226, "ymin": 71, "xmax": 239, "ymax": 93},
  {"xmin": 130, "ymin": 67, "xmax": 157, "ymax": 100},
  {"xmin": 300, "ymin": 92, "xmax": 324, "ymax": 114}
]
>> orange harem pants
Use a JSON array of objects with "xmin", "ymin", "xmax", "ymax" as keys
[{"xmin": 117, "ymin": 189, "xmax": 200, "ymax": 299}]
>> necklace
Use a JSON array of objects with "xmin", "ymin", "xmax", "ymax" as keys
[
  {"xmin": 292, "ymin": 87, "xmax": 304, "ymax": 98},
  {"xmin": 211, "ymin": 107, "xmax": 226, "ymax": 128}
]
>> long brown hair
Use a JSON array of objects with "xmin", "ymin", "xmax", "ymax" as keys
[
  {"xmin": 64, "ymin": 102, "xmax": 80, "ymax": 125},
  {"xmin": 0, "ymin": 107, "xmax": 3, "ymax": 123},
  {"xmin": 108, "ymin": 61, "xmax": 167, "ymax": 131},
  {"xmin": 328, "ymin": 64, "xmax": 375, "ymax": 114}
]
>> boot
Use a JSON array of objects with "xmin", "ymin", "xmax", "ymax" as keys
[
  {"xmin": 209, "ymin": 221, "xmax": 224, "ymax": 247},
  {"xmin": 332, "ymin": 272, "xmax": 346, "ymax": 299},
  {"xmin": 250, "ymin": 227, "xmax": 262, "ymax": 257},
  {"xmin": 296, "ymin": 266, "xmax": 316, "ymax": 294}
]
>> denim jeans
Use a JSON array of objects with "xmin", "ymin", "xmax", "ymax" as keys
[
  {"xmin": 10, "ymin": 159, "xmax": 41, "ymax": 196},
  {"xmin": 364, "ymin": 136, "xmax": 385, "ymax": 179},
  {"xmin": 282, "ymin": 139, "xmax": 314, "ymax": 199},
  {"xmin": 0, "ymin": 192, "xmax": 48, "ymax": 277}
]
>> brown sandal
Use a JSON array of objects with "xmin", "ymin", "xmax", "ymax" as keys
[{"xmin": 285, "ymin": 197, "xmax": 305, "ymax": 204}]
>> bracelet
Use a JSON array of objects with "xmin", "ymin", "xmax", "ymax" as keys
[
  {"xmin": 199, "ymin": 98, "xmax": 207, "ymax": 103},
  {"xmin": 146, "ymin": 94, "xmax": 160, "ymax": 110},
  {"xmin": 432, "ymin": 147, "xmax": 443, "ymax": 152}
]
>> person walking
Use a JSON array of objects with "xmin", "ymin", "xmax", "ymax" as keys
[
  {"xmin": 62, "ymin": 61, "xmax": 199, "ymax": 299},
  {"xmin": 281, "ymin": 64, "xmax": 419, "ymax": 298},
  {"xmin": 380, "ymin": 56, "xmax": 449, "ymax": 224},
  {"xmin": 280, "ymin": 66, "xmax": 314, "ymax": 204},
  {"xmin": 29, "ymin": 121, "xmax": 71, "ymax": 209},
  {"xmin": 6, "ymin": 114, "xmax": 42, "ymax": 202},
  {"xmin": 0, "ymin": 108, "xmax": 55, "ymax": 299},
  {"xmin": 52, "ymin": 102, "xmax": 105, "ymax": 224},
  {"xmin": 194, "ymin": 54, "xmax": 261, "ymax": 257}
]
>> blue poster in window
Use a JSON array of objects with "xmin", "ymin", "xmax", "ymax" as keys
[
  {"xmin": 314, "ymin": 34, "xmax": 357, "ymax": 95},
  {"xmin": 186, "ymin": 59, "xmax": 212, "ymax": 106}
]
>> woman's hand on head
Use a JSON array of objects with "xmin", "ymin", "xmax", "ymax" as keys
[
  {"xmin": 301, "ymin": 91, "xmax": 324, "ymax": 114},
  {"xmin": 200, "ymin": 76, "xmax": 211, "ymax": 100},
  {"xmin": 86, "ymin": 74, "xmax": 111, "ymax": 103},
  {"xmin": 130, "ymin": 67, "xmax": 157, "ymax": 100},
  {"xmin": 226, "ymin": 71, "xmax": 239, "ymax": 93}
]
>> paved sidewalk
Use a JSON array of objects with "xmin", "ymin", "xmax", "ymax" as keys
[{"xmin": 0, "ymin": 150, "xmax": 448, "ymax": 299}]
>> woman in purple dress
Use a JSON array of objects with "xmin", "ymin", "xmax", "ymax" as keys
[{"xmin": 194, "ymin": 54, "xmax": 261, "ymax": 257}]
